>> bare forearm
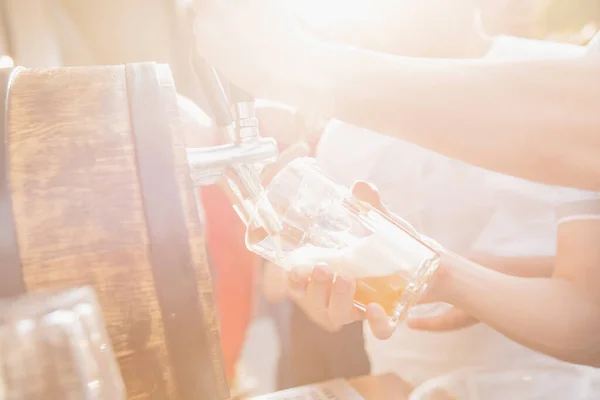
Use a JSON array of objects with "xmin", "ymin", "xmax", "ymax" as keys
[
  {"xmin": 469, "ymin": 254, "xmax": 554, "ymax": 277},
  {"xmin": 264, "ymin": 43, "xmax": 600, "ymax": 190},
  {"xmin": 440, "ymin": 252, "xmax": 600, "ymax": 366}
]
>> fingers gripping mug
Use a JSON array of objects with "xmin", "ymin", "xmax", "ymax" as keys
[{"xmin": 246, "ymin": 157, "xmax": 446, "ymax": 326}]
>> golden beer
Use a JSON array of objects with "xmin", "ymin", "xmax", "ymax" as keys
[{"xmin": 354, "ymin": 274, "xmax": 409, "ymax": 317}]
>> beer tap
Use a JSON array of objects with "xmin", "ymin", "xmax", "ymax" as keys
[{"xmin": 184, "ymin": 5, "xmax": 283, "ymax": 237}]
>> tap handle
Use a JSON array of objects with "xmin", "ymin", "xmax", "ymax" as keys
[
  {"xmin": 191, "ymin": 52, "xmax": 234, "ymax": 128},
  {"xmin": 183, "ymin": 0, "xmax": 233, "ymax": 127},
  {"xmin": 185, "ymin": 1, "xmax": 255, "ymax": 126}
]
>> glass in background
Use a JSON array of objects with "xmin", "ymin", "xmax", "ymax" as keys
[
  {"xmin": 409, "ymin": 365, "xmax": 600, "ymax": 400},
  {"xmin": 0, "ymin": 287, "xmax": 125, "ymax": 400}
]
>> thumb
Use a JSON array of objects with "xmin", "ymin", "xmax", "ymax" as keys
[
  {"xmin": 351, "ymin": 181, "xmax": 385, "ymax": 212},
  {"xmin": 366, "ymin": 303, "xmax": 395, "ymax": 340}
]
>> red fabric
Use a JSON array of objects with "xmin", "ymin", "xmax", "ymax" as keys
[
  {"xmin": 201, "ymin": 184, "xmax": 259, "ymax": 381},
  {"xmin": 202, "ymin": 118, "xmax": 321, "ymax": 382}
]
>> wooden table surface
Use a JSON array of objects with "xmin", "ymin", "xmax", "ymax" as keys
[{"xmin": 351, "ymin": 374, "xmax": 413, "ymax": 400}]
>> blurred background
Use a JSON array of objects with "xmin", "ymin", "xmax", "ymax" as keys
[{"xmin": 0, "ymin": 0, "xmax": 598, "ymax": 398}]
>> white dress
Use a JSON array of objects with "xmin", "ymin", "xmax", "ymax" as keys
[{"xmin": 315, "ymin": 35, "xmax": 599, "ymax": 386}]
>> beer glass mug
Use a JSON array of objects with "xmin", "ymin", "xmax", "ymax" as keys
[
  {"xmin": 245, "ymin": 157, "xmax": 444, "ymax": 326},
  {"xmin": 0, "ymin": 287, "xmax": 125, "ymax": 400},
  {"xmin": 409, "ymin": 365, "xmax": 600, "ymax": 400}
]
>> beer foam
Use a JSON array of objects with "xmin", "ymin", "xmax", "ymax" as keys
[
  {"xmin": 340, "ymin": 235, "xmax": 409, "ymax": 278},
  {"xmin": 280, "ymin": 234, "xmax": 429, "ymax": 278}
]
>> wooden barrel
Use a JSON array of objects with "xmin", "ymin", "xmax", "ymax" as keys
[{"xmin": 0, "ymin": 64, "xmax": 229, "ymax": 400}]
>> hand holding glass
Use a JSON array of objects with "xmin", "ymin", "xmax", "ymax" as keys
[{"xmin": 246, "ymin": 157, "xmax": 444, "ymax": 326}]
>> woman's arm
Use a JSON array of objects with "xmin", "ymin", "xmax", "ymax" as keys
[
  {"xmin": 304, "ymin": 0, "xmax": 489, "ymax": 59},
  {"xmin": 264, "ymin": 42, "xmax": 600, "ymax": 190},
  {"xmin": 404, "ymin": 254, "xmax": 554, "ymax": 332},
  {"xmin": 195, "ymin": 1, "xmax": 600, "ymax": 190},
  {"xmin": 286, "ymin": 192, "xmax": 600, "ymax": 364},
  {"xmin": 289, "ymin": 233, "xmax": 600, "ymax": 364},
  {"xmin": 468, "ymin": 254, "xmax": 554, "ymax": 277},
  {"xmin": 435, "ymin": 219, "xmax": 600, "ymax": 366}
]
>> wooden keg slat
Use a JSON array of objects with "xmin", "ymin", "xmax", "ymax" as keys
[
  {"xmin": 0, "ymin": 67, "xmax": 25, "ymax": 298},
  {"xmin": 3, "ymin": 64, "xmax": 227, "ymax": 399},
  {"xmin": 125, "ymin": 62, "xmax": 229, "ymax": 400},
  {"xmin": 157, "ymin": 64, "xmax": 231, "ymax": 400}
]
